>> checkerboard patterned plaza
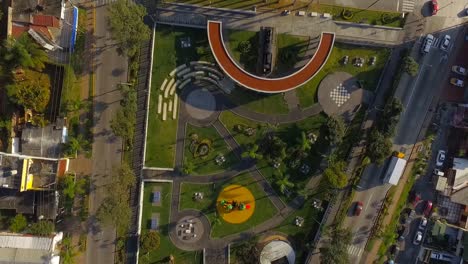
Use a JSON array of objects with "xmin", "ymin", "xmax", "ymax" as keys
[{"xmin": 330, "ymin": 83, "xmax": 351, "ymax": 107}]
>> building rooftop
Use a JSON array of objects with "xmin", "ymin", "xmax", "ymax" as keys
[
  {"xmin": 32, "ymin": 14, "xmax": 59, "ymax": 27},
  {"xmin": 21, "ymin": 124, "xmax": 63, "ymax": 159},
  {"xmin": 0, "ymin": 232, "xmax": 62, "ymax": 264},
  {"xmin": 450, "ymin": 188, "xmax": 468, "ymax": 206},
  {"xmin": 12, "ymin": 0, "xmax": 63, "ymax": 23},
  {"xmin": 0, "ymin": 189, "xmax": 35, "ymax": 215},
  {"xmin": 0, "ymin": 154, "xmax": 22, "ymax": 189},
  {"xmin": 452, "ymin": 158, "xmax": 468, "ymax": 188}
]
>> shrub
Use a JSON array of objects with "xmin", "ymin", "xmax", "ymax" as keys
[
  {"xmin": 341, "ymin": 9, "xmax": 353, "ymax": 20},
  {"xmin": 238, "ymin": 41, "xmax": 252, "ymax": 54},
  {"xmin": 9, "ymin": 214, "xmax": 27, "ymax": 233}
]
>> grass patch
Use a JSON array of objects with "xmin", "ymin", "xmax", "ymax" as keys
[
  {"xmin": 145, "ymin": 25, "xmax": 214, "ymax": 168},
  {"xmin": 140, "ymin": 182, "xmax": 201, "ymax": 264},
  {"xmin": 308, "ymin": 4, "xmax": 405, "ymax": 27},
  {"xmin": 274, "ymin": 199, "xmax": 326, "ymax": 263},
  {"xmin": 297, "ymin": 43, "xmax": 390, "ymax": 108},
  {"xmin": 183, "ymin": 124, "xmax": 239, "ymax": 175},
  {"xmin": 219, "ymin": 110, "xmax": 270, "ymax": 147},
  {"xmin": 257, "ymin": 114, "xmax": 328, "ymax": 202},
  {"xmin": 179, "ymin": 173, "xmax": 277, "ymax": 238},
  {"xmin": 60, "ymin": 65, "xmax": 80, "ymax": 113},
  {"xmin": 226, "ymin": 88, "xmax": 289, "ymax": 115},
  {"xmin": 275, "ymin": 33, "xmax": 309, "ymax": 73},
  {"xmin": 226, "ymin": 29, "xmax": 258, "ymax": 73}
]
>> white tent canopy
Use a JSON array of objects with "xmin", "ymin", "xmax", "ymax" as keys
[{"xmin": 260, "ymin": 240, "xmax": 295, "ymax": 264}]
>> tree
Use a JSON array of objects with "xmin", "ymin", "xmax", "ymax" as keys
[
  {"xmin": 9, "ymin": 214, "xmax": 27, "ymax": 233},
  {"xmin": 96, "ymin": 162, "xmax": 136, "ymax": 234},
  {"xmin": 297, "ymin": 131, "xmax": 312, "ymax": 152},
  {"xmin": 60, "ymin": 173, "xmax": 87, "ymax": 210},
  {"xmin": 275, "ymin": 173, "xmax": 295, "ymax": 195},
  {"xmin": 263, "ymin": 135, "xmax": 287, "ymax": 163},
  {"xmin": 232, "ymin": 238, "xmax": 259, "ymax": 264},
  {"xmin": 238, "ymin": 40, "xmax": 252, "ymax": 54},
  {"xmin": 402, "ymin": 56, "xmax": 419, "ymax": 76},
  {"xmin": 2, "ymin": 34, "xmax": 48, "ymax": 71},
  {"xmin": 241, "ymin": 144, "xmax": 263, "ymax": 160},
  {"xmin": 60, "ymin": 236, "xmax": 77, "ymax": 264},
  {"xmin": 320, "ymin": 227, "xmax": 352, "ymax": 264},
  {"xmin": 29, "ymin": 220, "xmax": 55, "ymax": 236},
  {"xmin": 6, "ymin": 69, "xmax": 51, "ymax": 112},
  {"xmin": 108, "ymin": 0, "xmax": 150, "ymax": 58},
  {"xmin": 325, "ymin": 115, "xmax": 345, "ymax": 146},
  {"xmin": 367, "ymin": 129, "xmax": 392, "ymax": 164},
  {"xmin": 323, "ymin": 161, "xmax": 348, "ymax": 189},
  {"xmin": 140, "ymin": 231, "xmax": 160, "ymax": 254},
  {"xmin": 110, "ymin": 84, "xmax": 137, "ymax": 148},
  {"xmin": 378, "ymin": 98, "xmax": 403, "ymax": 137},
  {"xmin": 64, "ymin": 134, "xmax": 90, "ymax": 157}
]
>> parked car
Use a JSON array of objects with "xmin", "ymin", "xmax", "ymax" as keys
[
  {"xmin": 436, "ymin": 150, "xmax": 446, "ymax": 167},
  {"xmin": 421, "ymin": 34, "xmax": 434, "ymax": 54},
  {"xmin": 440, "ymin": 35, "xmax": 451, "ymax": 51},
  {"xmin": 433, "ymin": 168, "xmax": 444, "ymax": 176},
  {"xmin": 450, "ymin": 78, "xmax": 465, "ymax": 87},
  {"xmin": 413, "ymin": 231, "xmax": 423, "ymax": 245},
  {"xmin": 354, "ymin": 201, "xmax": 363, "ymax": 216},
  {"xmin": 413, "ymin": 193, "xmax": 422, "ymax": 205},
  {"xmin": 452, "ymin": 66, "xmax": 467, "ymax": 76},
  {"xmin": 431, "ymin": 0, "xmax": 439, "ymax": 15},
  {"xmin": 419, "ymin": 217, "xmax": 428, "ymax": 230},
  {"xmin": 424, "ymin": 201, "xmax": 433, "ymax": 216},
  {"xmin": 282, "ymin": 10, "xmax": 291, "ymax": 15},
  {"xmin": 297, "ymin": 11, "xmax": 306, "ymax": 16}
]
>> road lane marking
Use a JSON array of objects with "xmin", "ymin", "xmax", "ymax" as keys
[
  {"xmin": 347, "ymin": 245, "xmax": 364, "ymax": 257},
  {"xmin": 365, "ymin": 192, "xmax": 374, "ymax": 211}
]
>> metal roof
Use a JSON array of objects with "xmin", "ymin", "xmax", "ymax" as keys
[{"xmin": 0, "ymin": 234, "xmax": 53, "ymax": 251}]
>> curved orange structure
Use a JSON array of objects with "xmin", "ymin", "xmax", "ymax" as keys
[{"xmin": 207, "ymin": 20, "xmax": 335, "ymax": 93}]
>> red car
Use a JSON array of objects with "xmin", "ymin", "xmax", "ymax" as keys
[
  {"xmin": 431, "ymin": 0, "xmax": 439, "ymax": 15},
  {"xmin": 424, "ymin": 201, "xmax": 433, "ymax": 216},
  {"xmin": 355, "ymin": 201, "xmax": 363, "ymax": 216}
]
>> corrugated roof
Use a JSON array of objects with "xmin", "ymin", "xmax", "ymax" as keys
[
  {"xmin": 0, "ymin": 247, "xmax": 50, "ymax": 264},
  {"xmin": 32, "ymin": 15, "xmax": 59, "ymax": 28},
  {"xmin": 0, "ymin": 234, "xmax": 53, "ymax": 251},
  {"xmin": 452, "ymin": 158, "xmax": 468, "ymax": 188},
  {"xmin": 384, "ymin": 157, "xmax": 407, "ymax": 185},
  {"xmin": 450, "ymin": 188, "xmax": 468, "ymax": 206}
]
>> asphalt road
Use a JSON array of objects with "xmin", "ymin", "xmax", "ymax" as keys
[
  {"xmin": 86, "ymin": 2, "xmax": 127, "ymax": 264},
  {"xmin": 343, "ymin": 23, "xmax": 466, "ymax": 264}
]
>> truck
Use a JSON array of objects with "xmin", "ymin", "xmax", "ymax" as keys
[{"xmin": 383, "ymin": 152, "xmax": 407, "ymax": 185}]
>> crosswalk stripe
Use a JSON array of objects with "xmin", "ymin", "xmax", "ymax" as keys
[
  {"xmin": 401, "ymin": 0, "xmax": 416, "ymax": 12},
  {"xmin": 347, "ymin": 245, "xmax": 364, "ymax": 257},
  {"xmin": 433, "ymin": 38, "xmax": 440, "ymax": 48}
]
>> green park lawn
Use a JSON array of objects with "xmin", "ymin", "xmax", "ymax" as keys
[
  {"xmin": 308, "ymin": 4, "xmax": 405, "ymax": 28},
  {"xmin": 145, "ymin": 25, "xmax": 214, "ymax": 168},
  {"xmin": 296, "ymin": 43, "xmax": 390, "ymax": 108},
  {"xmin": 257, "ymin": 113, "xmax": 328, "ymax": 202},
  {"xmin": 183, "ymin": 124, "xmax": 239, "ymax": 175},
  {"xmin": 274, "ymin": 199, "xmax": 326, "ymax": 263},
  {"xmin": 275, "ymin": 33, "xmax": 309, "ymax": 74},
  {"xmin": 220, "ymin": 110, "xmax": 328, "ymax": 202},
  {"xmin": 226, "ymin": 88, "xmax": 289, "ymax": 115},
  {"xmin": 179, "ymin": 173, "xmax": 277, "ymax": 238},
  {"xmin": 140, "ymin": 182, "xmax": 202, "ymax": 264},
  {"xmin": 219, "ymin": 110, "xmax": 269, "ymax": 147}
]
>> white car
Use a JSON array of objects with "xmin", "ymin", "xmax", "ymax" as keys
[
  {"xmin": 419, "ymin": 217, "xmax": 428, "ymax": 230},
  {"xmin": 450, "ymin": 78, "xmax": 465, "ymax": 87},
  {"xmin": 452, "ymin": 66, "xmax": 467, "ymax": 76},
  {"xmin": 433, "ymin": 169, "xmax": 444, "ymax": 176},
  {"xmin": 436, "ymin": 150, "xmax": 445, "ymax": 167},
  {"xmin": 413, "ymin": 231, "xmax": 423, "ymax": 245},
  {"xmin": 440, "ymin": 35, "xmax": 451, "ymax": 51}
]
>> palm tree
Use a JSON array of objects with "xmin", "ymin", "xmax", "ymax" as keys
[
  {"xmin": 275, "ymin": 173, "xmax": 294, "ymax": 195},
  {"xmin": 65, "ymin": 134, "xmax": 90, "ymax": 157},
  {"xmin": 297, "ymin": 131, "xmax": 311, "ymax": 152},
  {"xmin": 241, "ymin": 144, "xmax": 263, "ymax": 160}
]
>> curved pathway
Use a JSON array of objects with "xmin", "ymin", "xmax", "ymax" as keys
[{"xmin": 207, "ymin": 20, "xmax": 335, "ymax": 93}]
